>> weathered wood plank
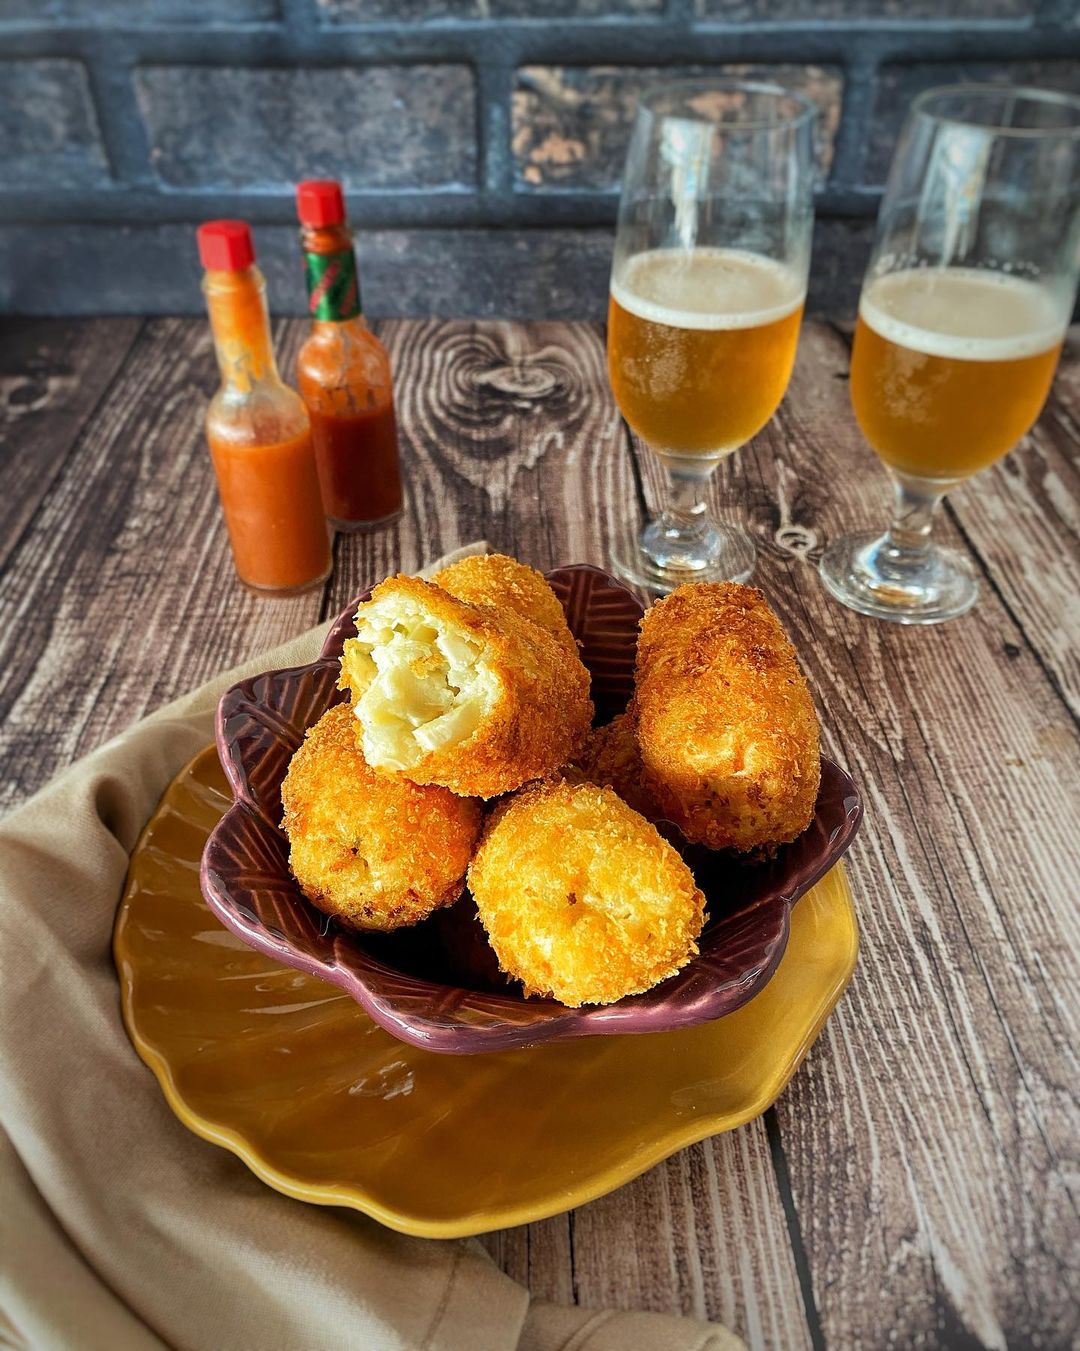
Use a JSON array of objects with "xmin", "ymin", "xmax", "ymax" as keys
[
  {"xmin": 0, "ymin": 316, "xmax": 324, "ymax": 811},
  {"xmin": 627, "ymin": 321, "xmax": 1079, "ymax": 1346},
  {"xmin": 943, "ymin": 329, "xmax": 1080, "ymax": 722},
  {"xmin": 2, "ymin": 317, "xmax": 1078, "ymax": 1349},
  {"xmin": 322, "ymin": 318, "xmax": 634, "ymax": 617},
  {"xmin": 565, "ymin": 1129, "xmax": 814, "ymax": 1348},
  {"xmin": 711, "ymin": 323, "xmax": 1079, "ymax": 1350},
  {"xmin": 346, "ymin": 317, "xmax": 812, "ymax": 1348},
  {"xmin": 479, "ymin": 1217, "xmax": 576, "ymax": 1309},
  {"xmin": 0, "ymin": 317, "xmax": 142, "ymax": 566}
]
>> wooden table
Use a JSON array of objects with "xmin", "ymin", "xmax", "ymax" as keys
[{"xmin": 2, "ymin": 315, "xmax": 1078, "ymax": 1350}]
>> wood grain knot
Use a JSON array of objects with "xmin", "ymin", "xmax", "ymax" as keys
[
  {"xmin": 401, "ymin": 326, "xmax": 597, "ymax": 454},
  {"xmin": 1, "ymin": 375, "xmax": 55, "ymax": 416},
  {"xmin": 473, "ymin": 363, "xmax": 561, "ymax": 405},
  {"xmin": 775, "ymin": 524, "xmax": 819, "ymax": 559}
]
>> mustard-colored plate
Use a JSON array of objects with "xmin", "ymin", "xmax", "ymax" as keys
[{"xmin": 115, "ymin": 748, "xmax": 859, "ymax": 1240}]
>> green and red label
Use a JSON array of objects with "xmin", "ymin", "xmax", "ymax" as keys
[{"xmin": 303, "ymin": 248, "xmax": 361, "ymax": 321}]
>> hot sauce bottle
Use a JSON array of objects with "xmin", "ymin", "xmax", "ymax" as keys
[
  {"xmin": 294, "ymin": 180, "xmax": 404, "ymax": 530},
  {"xmin": 198, "ymin": 220, "xmax": 331, "ymax": 594}
]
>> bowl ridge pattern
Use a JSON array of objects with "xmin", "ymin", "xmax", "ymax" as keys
[{"xmin": 201, "ymin": 564, "xmax": 862, "ymax": 1054}]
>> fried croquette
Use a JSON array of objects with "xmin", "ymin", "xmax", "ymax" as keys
[
  {"xmin": 432, "ymin": 553, "xmax": 577, "ymax": 655},
  {"xmin": 338, "ymin": 575, "xmax": 592, "ymax": 798},
  {"xmin": 574, "ymin": 711, "xmax": 661, "ymax": 821},
  {"xmin": 468, "ymin": 781, "xmax": 706, "ymax": 1007},
  {"xmin": 281, "ymin": 703, "xmax": 482, "ymax": 931},
  {"xmin": 635, "ymin": 582, "xmax": 821, "ymax": 853}
]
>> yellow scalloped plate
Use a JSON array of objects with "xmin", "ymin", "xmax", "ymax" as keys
[{"xmin": 115, "ymin": 748, "xmax": 858, "ymax": 1239}]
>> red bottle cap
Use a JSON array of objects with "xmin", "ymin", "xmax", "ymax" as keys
[
  {"xmin": 197, "ymin": 220, "xmax": 255, "ymax": 272},
  {"xmin": 297, "ymin": 180, "xmax": 346, "ymax": 228}
]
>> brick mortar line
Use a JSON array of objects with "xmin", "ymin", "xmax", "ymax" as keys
[
  {"xmin": 0, "ymin": 190, "xmax": 884, "ymax": 228},
  {"xmin": 278, "ymin": 0, "xmax": 318, "ymax": 41},
  {"xmin": 84, "ymin": 57, "xmax": 156, "ymax": 187},
  {"xmin": 829, "ymin": 55, "xmax": 879, "ymax": 191},
  {"xmin": 1, "ymin": 24, "xmax": 1073, "ymax": 61},
  {"xmin": 476, "ymin": 62, "xmax": 516, "ymax": 199},
  {"xmin": 664, "ymin": 0, "xmax": 696, "ymax": 24}
]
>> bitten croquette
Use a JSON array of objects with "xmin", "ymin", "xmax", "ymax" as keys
[
  {"xmin": 468, "ymin": 781, "xmax": 706, "ymax": 1006},
  {"xmin": 281, "ymin": 703, "xmax": 482, "ymax": 930},
  {"xmin": 338, "ymin": 575, "xmax": 592, "ymax": 798},
  {"xmin": 635, "ymin": 582, "xmax": 821, "ymax": 853},
  {"xmin": 432, "ymin": 553, "xmax": 578, "ymax": 656}
]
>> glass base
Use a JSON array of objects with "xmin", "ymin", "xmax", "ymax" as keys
[
  {"xmin": 240, "ymin": 561, "xmax": 332, "ymax": 598},
  {"xmin": 329, "ymin": 506, "xmax": 403, "ymax": 534},
  {"xmin": 611, "ymin": 517, "xmax": 756, "ymax": 593},
  {"xmin": 819, "ymin": 531, "xmax": 978, "ymax": 625}
]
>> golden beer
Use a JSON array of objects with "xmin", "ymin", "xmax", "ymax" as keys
[
  {"xmin": 850, "ymin": 268, "xmax": 1065, "ymax": 481},
  {"xmin": 608, "ymin": 248, "xmax": 805, "ymax": 458}
]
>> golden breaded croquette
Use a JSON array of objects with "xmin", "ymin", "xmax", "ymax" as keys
[
  {"xmin": 468, "ymin": 781, "xmax": 705, "ymax": 1007},
  {"xmin": 574, "ymin": 710, "xmax": 661, "ymax": 821},
  {"xmin": 635, "ymin": 582, "xmax": 821, "ymax": 853},
  {"xmin": 281, "ymin": 703, "xmax": 482, "ymax": 931},
  {"xmin": 338, "ymin": 575, "xmax": 592, "ymax": 798},
  {"xmin": 432, "ymin": 553, "xmax": 577, "ymax": 655}
]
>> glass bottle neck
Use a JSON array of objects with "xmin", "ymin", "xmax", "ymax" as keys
[{"xmin": 202, "ymin": 265, "xmax": 281, "ymax": 394}]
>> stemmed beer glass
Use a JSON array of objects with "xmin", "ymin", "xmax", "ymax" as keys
[
  {"xmin": 820, "ymin": 85, "xmax": 1080, "ymax": 624},
  {"xmin": 607, "ymin": 79, "xmax": 816, "ymax": 590}
]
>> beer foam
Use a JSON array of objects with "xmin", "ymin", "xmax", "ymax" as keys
[
  {"xmin": 860, "ymin": 268, "xmax": 1067, "ymax": 363},
  {"xmin": 611, "ymin": 248, "xmax": 805, "ymax": 331}
]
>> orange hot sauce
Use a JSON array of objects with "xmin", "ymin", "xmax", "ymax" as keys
[
  {"xmin": 198, "ymin": 221, "xmax": 331, "ymax": 594},
  {"xmin": 294, "ymin": 180, "xmax": 404, "ymax": 530}
]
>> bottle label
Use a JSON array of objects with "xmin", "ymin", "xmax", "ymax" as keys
[{"xmin": 303, "ymin": 248, "xmax": 361, "ymax": 321}]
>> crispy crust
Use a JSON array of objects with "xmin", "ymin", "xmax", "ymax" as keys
[
  {"xmin": 280, "ymin": 704, "xmax": 482, "ymax": 931},
  {"xmin": 468, "ymin": 780, "xmax": 705, "ymax": 1007},
  {"xmin": 635, "ymin": 582, "xmax": 821, "ymax": 853},
  {"xmin": 432, "ymin": 553, "xmax": 578, "ymax": 655},
  {"xmin": 574, "ymin": 710, "xmax": 661, "ymax": 821},
  {"xmin": 338, "ymin": 574, "xmax": 592, "ymax": 798}
]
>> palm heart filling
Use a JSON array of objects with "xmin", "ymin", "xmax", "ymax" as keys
[{"xmin": 347, "ymin": 600, "xmax": 500, "ymax": 770}]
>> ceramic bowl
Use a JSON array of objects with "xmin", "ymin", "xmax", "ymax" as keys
[{"xmin": 201, "ymin": 564, "xmax": 862, "ymax": 1054}]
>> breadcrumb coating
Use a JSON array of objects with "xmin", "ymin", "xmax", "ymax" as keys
[
  {"xmin": 468, "ymin": 781, "xmax": 705, "ymax": 1007},
  {"xmin": 574, "ymin": 710, "xmax": 661, "ymax": 821},
  {"xmin": 281, "ymin": 704, "xmax": 482, "ymax": 931},
  {"xmin": 635, "ymin": 583, "xmax": 821, "ymax": 853},
  {"xmin": 432, "ymin": 553, "xmax": 577, "ymax": 656},
  {"xmin": 338, "ymin": 575, "xmax": 592, "ymax": 798}
]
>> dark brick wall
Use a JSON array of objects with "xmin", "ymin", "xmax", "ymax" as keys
[{"xmin": 0, "ymin": 0, "xmax": 1077, "ymax": 318}]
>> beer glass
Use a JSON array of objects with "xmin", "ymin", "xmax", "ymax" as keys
[
  {"xmin": 820, "ymin": 85, "xmax": 1080, "ymax": 624},
  {"xmin": 607, "ymin": 79, "xmax": 816, "ymax": 589}
]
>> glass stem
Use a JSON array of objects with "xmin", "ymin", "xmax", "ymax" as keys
[
  {"xmin": 882, "ymin": 471, "xmax": 951, "ymax": 570},
  {"xmin": 658, "ymin": 457, "xmax": 712, "ymax": 545}
]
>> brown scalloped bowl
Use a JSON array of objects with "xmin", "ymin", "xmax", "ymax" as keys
[{"xmin": 201, "ymin": 564, "xmax": 862, "ymax": 1054}]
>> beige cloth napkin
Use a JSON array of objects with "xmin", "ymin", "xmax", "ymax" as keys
[{"xmin": 0, "ymin": 544, "xmax": 744, "ymax": 1351}]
